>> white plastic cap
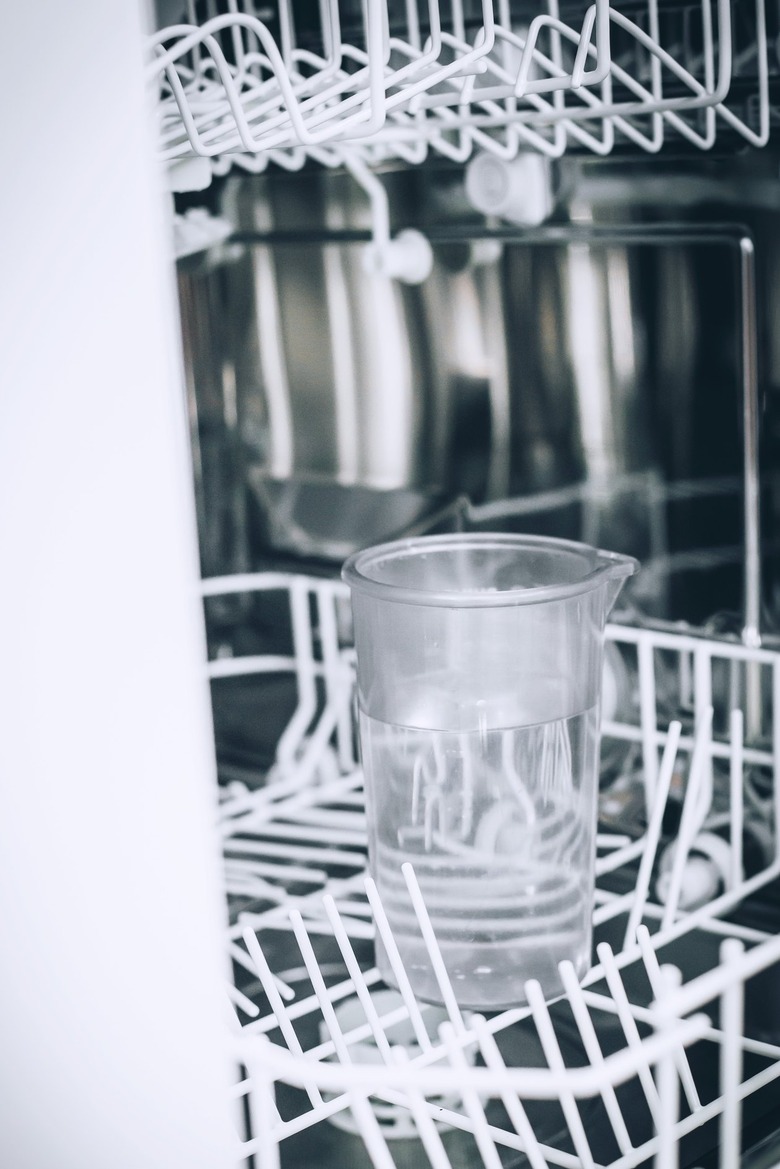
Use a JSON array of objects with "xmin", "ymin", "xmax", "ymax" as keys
[
  {"xmin": 173, "ymin": 209, "xmax": 233, "ymax": 259},
  {"xmin": 465, "ymin": 152, "xmax": 554, "ymax": 227},
  {"xmin": 166, "ymin": 155, "xmax": 213, "ymax": 193},
  {"xmin": 361, "ymin": 228, "xmax": 434, "ymax": 284}
]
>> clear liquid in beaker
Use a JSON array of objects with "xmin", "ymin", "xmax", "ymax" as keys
[{"xmin": 359, "ymin": 706, "xmax": 599, "ymax": 1009}]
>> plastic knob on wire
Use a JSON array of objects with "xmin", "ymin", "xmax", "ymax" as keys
[
  {"xmin": 465, "ymin": 151, "xmax": 554, "ymax": 226},
  {"xmin": 361, "ymin": 228, "xmax": 434, "ymax": 283},
  {"xmin": 655, "ymin": 855, "xmax": 722, "ymax": 911},
  {"xmin": 173, "ymin": 208, "xmax": 233, "ymax": 258},
  {"xmin": 655, "ymin": 831, "xmax": 735, "ymax": 911},
  {"xmin": 361, "ymin": 229, "xmax": 434, "ymax": 284}
]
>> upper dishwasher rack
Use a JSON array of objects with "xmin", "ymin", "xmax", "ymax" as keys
[{"xmin": 149, "ymin": 0, "xmax": 771, "ymax": 165}]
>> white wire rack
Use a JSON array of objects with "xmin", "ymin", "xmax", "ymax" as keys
[
  {"xmin": 203, "ymin": 570, "xmax": 780, "ymax": 1169},
  {"xmin": 150, "ymin": 0, "xmax": 770, "ymax": 169}
]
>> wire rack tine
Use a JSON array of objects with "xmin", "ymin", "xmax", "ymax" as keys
[
  {"xmin": 321, "ymin": 894, "xmax": 393, "ymax": 1061},
  {"xmin": 660, "ymin": 706, "xmax": 715, "ymax": 931},
  {"xmin": 241, "ymin": 924, "xmax": 325, "ymax": 1108},
  {"xmin": 364, "ymin": 875, "xmax": 435, "ymax": 1052},
  {"xmin": 558, "ymin": 960, "xmax": 634, "ymax": 1157},
  {"xmin": 654, "ymin": 965, "xmax": 683, "ymax": 1169},
  {"xmin": 390, "ymin": 1045, "xmax": 455, "ymax": 1169},
  {"xmin": 596, "ymin": 941, "xmax": 663, "ymax": 1129},
  {"xmin": 276, "ymin": 578, "xmax": 318, "ymax": 768},
  {"xmin": 728, "ymin": 708, "xmax": 745, "ymax": 891},
  {"xmin": 525, "ymin": 979, "xmax": 597, "ymax": 1169},
  {"xmin": 288, "ymin": 909, "xmax": 405, "ymax": 1169},
  {"xmin": 344, "ymin": 1094, "xmax": 399, "ymax": 1169},
  {"xmin": 472, "ymin": 1017, "xmax": 552, "ymax": 1169},
  {"xmin": 719, "ymin": 938, "xmax": 745, "ymax": 1169},
  {"xmin": 635, "ymin": 927, "xmax": 702, "ymax": 1113},
  {"xmin": 439, "ymin": 1021, "xmax": 505, "ymax": 1169},
  {"xmin": 245, "ymin": 1040, "xmax": 283, "ymax": 1169},
  {"xmin": 623, "ymin": 719, "xmax": 683, "ymax": 949},
  {"xmin": 401, "ymin": 862, "xmax": 467, "ymax": 1036}
]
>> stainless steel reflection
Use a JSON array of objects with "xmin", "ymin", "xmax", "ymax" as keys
[
  {"xmin": 183, "ymin": 169, "xmax": 660, "ymax": 559},
  {"xmin": 178, "ymin": 251, "xmax": 249, "ymax": 583},
  {"xmin": 230, "ymin": 172, "xmax": 659, "ymax": 504},
  {"xmin": 179, "ymin": 166, "xmax": 763, "ymax": 635},
  {"xmin": 224, "ymin": 169, "xmax": 437, "ymax": 493}
]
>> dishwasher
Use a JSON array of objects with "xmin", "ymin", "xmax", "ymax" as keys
[{"xmin": 3, "ymin": 3, "xmax": 780, "ymax": 1168}]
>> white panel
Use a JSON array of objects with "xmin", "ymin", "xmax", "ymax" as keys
[{"xmin": 0, "ymin": 4, "xmax": 235, "ymax": 1168}]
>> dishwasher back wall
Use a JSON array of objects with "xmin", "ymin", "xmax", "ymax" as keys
[{"xmin": 177, "ymin": 161, "xmax": 780, "ymax": 628}]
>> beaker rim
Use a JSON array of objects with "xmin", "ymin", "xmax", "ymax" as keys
[{"xmin": 342, "ymin": 532, "xmax": 638, "ymax": 608}]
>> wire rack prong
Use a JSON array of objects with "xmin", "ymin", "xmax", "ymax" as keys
[
  {"xmin": 401, "ymin": 861, "xmax": 468, "ymax": 1036},
  {"xmin": 439, "ymin": 1021, "xmax": 505, "ymax": 1169},
  {"xmin": 635, "ymin": 928, "xmax": 703, "ymax": 1113},
  {"xmin": 364, "ymin": 874, "xmax": 436, "ymax": 1052},
  {"xmin": 471, "ymin": 1018, "xmax": 552, "ymax": 1169},
  {"xmin": 654, "ymin": 964, "xmax": 684, "ymax": 1169},
  {"xmin": 719, "ymin": 937, "xmax": 746, "ymax": 1168},
  {"xmin": 660, "ymin": 705, "xmax": 715, "ymax": 930},
  {"xmin": 596, "ymin": 941, "xmax": 664, "ymax": 1127},
  {"xmin": 390, "ymin": 1045, "xmax": 455, "ymax": 1169},
  {"xmin": 622, "ymin": 718, "xmax": 682, "ymax": 949},
  {"xmin": 558, "ymin": 959, "xmax": 635, "ymax": 1157},
  {"xmin": 524, "ymin": 979, "xmax": 598, "ymax": 1169},
  {"xmin": 321, "ymin": 894, "xmax": 394, "ymax": 1061}
]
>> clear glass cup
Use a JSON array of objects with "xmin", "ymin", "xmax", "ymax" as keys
[{"xmin": 342, "ymin": 533, "xmax": 637, "ymax": 1009}]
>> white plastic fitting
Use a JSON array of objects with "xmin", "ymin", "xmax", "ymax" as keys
[
  {"xmin": 166, "ymin": 155, "xmax": 213, "ymax": 193},
  {"xmin": 361, "ymin": 228, "xmax": 434, "ymax": 284},
  {"xmin": 465, "ymin": 151, "xmax": 554, "ymax": 227},
  {"xmin": 173, "ymin": 208, "xmax": 234, "ymax": 258},
  {"xmin": 655, "ymin": 831, "xmax": 735, "ymax": 911}
]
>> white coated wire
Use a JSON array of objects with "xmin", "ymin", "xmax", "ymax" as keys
[{"xmin": 150, "ymin": 0, "xmax": 770, "ymax": 167}]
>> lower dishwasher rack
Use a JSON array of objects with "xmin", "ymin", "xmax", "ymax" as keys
[{"xmin": 205, "ymin": 571, "xmax": 780, "ymax": 1169}]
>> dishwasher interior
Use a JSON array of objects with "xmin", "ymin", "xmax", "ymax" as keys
[
  {"xmin": 204, "ymin": 573, "xmax": 780, "ymax": 1169},
  {"xmin": 156, "ymin": 2, "xmax": 780, "ymax": 1165}
]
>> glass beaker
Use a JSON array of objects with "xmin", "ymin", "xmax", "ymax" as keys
[{"xmin": 342, "ymin": 533, "xmax": 637, "ymax": 1009}]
